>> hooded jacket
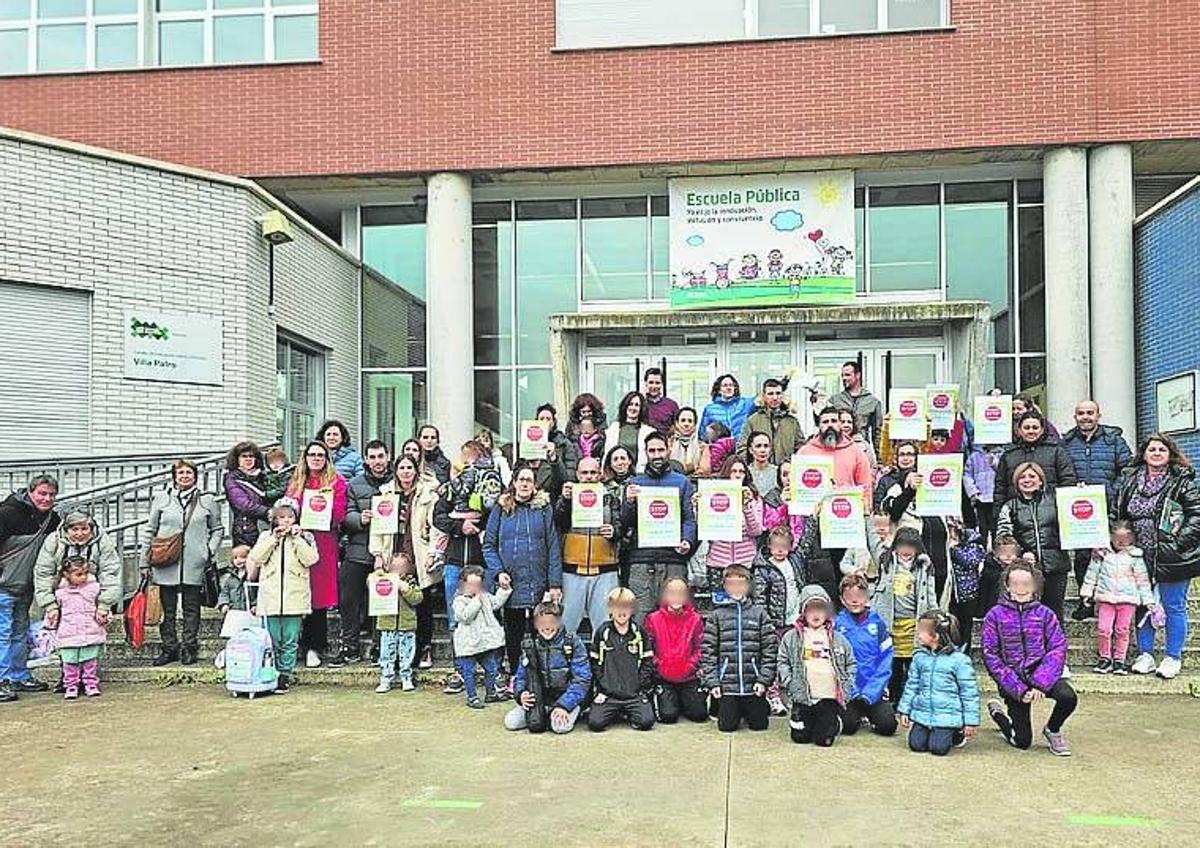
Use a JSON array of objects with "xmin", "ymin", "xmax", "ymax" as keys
[
  {"xmin": 590, "ymin": 619, "xmax": 656, "ymax": 700},
  {"xmin": 834, "ymin": 608, "xmax": 894, "ymax": 705},
  {"xmin": 897, "ymin": 644, "xmax": 980, "ymax": 729},
  {"xmin": 643, "ymin": 603, "xmax": 704, "ymax": 683},
  {"xmin": 249, "ymin": 528, "xmax": 320, "ymax": 617},
  {"xmin": 796, "ymin": 434, "xmax": 873, "ymax": 508},
  {"xmin": 483, "ymin": 491, "xmax": 562, "ymax": 609},
  {"xmin": 621, "ymin": 465, "xmax": 697, "ymax": 566},
  {"xmin": 700, "ymin": 395, "xmax": 757, "ymax": 441},
  {"xmin": 1111, "ymin": 464, "xmax": 1200, "ymax": 582},
  {"xmin": 701, "ymin": 593, "xmax": 777, "ymax": 695},
  {"xmin": 980, "ymin": 594, "xmax": 1067, "ymax": 699},
  {"xmin": 0, "ymin": 489, "xmax": 62, "ymax": 596},
  {"xmin": 1061, "ymin": 424, "xmax": 1133, "ymax": 501},
  {"xmin": 513, "ymin": 626, "xmax": 592, "ymax": 712},
  {"xmin": 34, "ymin": 518, "xmax": 122, "ymax": 611},
  {"xmin": 995, "ymin": 489, "xmax": 1069, "ymax": 575},
  {"xmin": 737, "ymin": 401, "xmax": 805, "ymax": 466},
  {"xmin": 777, "ymin": 585, "xmax": 856, "ymax": 706},
  {"xmin": 224, "ymin": 469, "xmax": 270, "ymax": 548},
  {"xmin": 993, "ymin": 435, "xmax": 1077, "ymax": 508},
  {"xmin": 53, "ymin": 576, "xmax": 108, "ymax": 648},
  {"xmin": 869, "ymin": 550, "xmax": 938, "ymax": 634},
  {"xmin": 1080, "ymin": 547, "xmax": 1154, "ymax": 607},
  {"xmin": 752, "ymin": 548, "xmax": 808, "ymax": 630}
]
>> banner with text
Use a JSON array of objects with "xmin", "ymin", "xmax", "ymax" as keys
[{"xmin": 124, "ymin": 309, "xmax": 223, "ymax": 386}]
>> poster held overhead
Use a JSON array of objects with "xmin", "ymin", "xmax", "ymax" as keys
[
  {"xmin": 926, "ymin": 384, "xmax": 959, "ymax": 431},
  {"xmin": 889, "ymin": 389, "xmax": 928, "ymax": 441},
  {"xmin": 518, "ymin": 420, "xmax": 549, "ymax": 460},
  {"xmin": 973, "ymin": 396, "xmax": 1013, "ymax": 444}
]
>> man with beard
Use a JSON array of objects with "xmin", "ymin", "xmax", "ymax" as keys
[
  {"xmin": 622, "ymin": 433, "xmax": 697, "ymax": 622},
  {"xmin": 798, "ymin": 406, "xmax": 874, "ymax": 509},
  {"xmin": 335, "ymin": 440, "xmax": 393, "ymax": 666}
]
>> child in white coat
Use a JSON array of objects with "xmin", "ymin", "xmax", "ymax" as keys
[{"xmin": 451, "ymin": 565, "xmax": 512, "ymax": 709}]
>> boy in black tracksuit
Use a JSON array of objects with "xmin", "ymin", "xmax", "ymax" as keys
[{"xmin": 587, "ymin": 587, "xmax": 657, "ymax": 731}]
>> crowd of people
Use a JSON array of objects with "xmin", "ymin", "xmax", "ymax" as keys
[{"xmin": 1, "ymin": 362, "xmax": 1198, "ymax": 756}]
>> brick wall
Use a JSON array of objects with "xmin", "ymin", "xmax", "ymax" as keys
[
  {"xmin": 0, "ymin": 0, "xmax": 1196, "ymax": 178},
  {"xmin": 1134, "ymin": 184, "xmax": 1200, "ymax": 460},
  {"xmin": 0, "ymin": 134, "xmax": 360, "ymax": 456}
]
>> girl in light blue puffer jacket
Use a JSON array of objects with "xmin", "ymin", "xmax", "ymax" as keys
[{"xmin": 897, "ymin": 610, "xmax": 980, "ymax": 756}]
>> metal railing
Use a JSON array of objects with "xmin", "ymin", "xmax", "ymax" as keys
[{"xmin": 0, "ymin": 450, "xmax": 230, "ymax": 496}]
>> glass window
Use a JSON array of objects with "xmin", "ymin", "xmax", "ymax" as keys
[
  {"xmin": 854, "ymin": 187, "xmax": 865, "ymax": 292},
  {"xmin": 214, "ymin": 0, "xmax": 261, "ymax": 7},
  {"xmin": 1020, "ymin": 356, "xmax": 1046, "ymax": 393},
  {"xmin": 518, "ymin": 368, "xmax": 555, "ymax": 423},
  {"xmin": 276, "ymin": 337, "xmax": 325, "ymax": 461},
  {"xmin": 1017, "ymin": 205, "xmax": 1045, "ymax": 353},
  {"xmin": 157, "ymin": 0, "xmax": 204, "ymax": 10},
  {"xmin": 213, "ymin": 13, "xmax": 262, "ymax": 62},
  {"xmin": 95, "ymin": 22, "xmax": 137, "ymax": 67},
  {"xmin": 651, "ymin": 196, "xmax": 669, "ymax": 299},
  {"xmin": 362, "ymin": 270, "xmax": 426, "ymax": 369},
  {"xmin": 475, "ymin": 369, "xmax": 513, "ymax": 445},
  {"xmin": 94, "ymin": 0, "xmax": 137, "ymax": 13},
  {"xmin": 945, "ymin": 182, "xmax": 1012, "ymax": 352},
  {"xmin": 516, "ymin": 200, "xmax": 577, "ymax": 365},
  {"xmin": 271, "ymin": 0, "xmax": 312, "ymax": 5},
  {"xmin": 363, "ymin": 372, "xmax": 426, "ymax": 454},
  {"xmin": 821, "ymin": 0, "xmax": 875, "ymax": 33},
  {"xmin": 38, "ymin": 0, "xmax": 84, "ymax": 17},
  {"xmin": 729, "ymin": 330, "xmax": 793, "ymax": 393},
  {"xmin": 361, "ymin": 206, "xmax": 426, "ymax": 300},
  {"xmin": 0, "ymin": 0, "xmax": 29, "ymax": 20},
  {"xmin": 887, "ymin": 0, "xmax": 941, "ymax": 29},
  {"xmin": 867, "ymin": 185, "xmax": 939, "ymax": 291},
  {"xmin": 36, "ymin": 22, "xmax": 84, "ymax": 70},
  {"xmin": 991, "ymin": 357, "xmax": 1015, "ymax": 394},
  {"xmin": 582, "ymin": 197, "xmax": 648, "ymax": 301},
  {"xmin": 159, "ymin": 19, "xmax": 203, "ymax": 64},
  {"xmin": 273, "ymin": 12, "xmax": 315, "ymax": 60},
  {"xmin": 758, "ymin": 0, "xmax": 809, "ymax": 37},
  {"xmin": 473, "ymin": 220, "xmax": 514, "ymax": 366},
  {"xmin": 0, "ymin": 29, "xmax": 26, "ymax": 73},
  {"xmin": 1017, "ymin": 179, "xmax": 1043, "ymax": 204}
]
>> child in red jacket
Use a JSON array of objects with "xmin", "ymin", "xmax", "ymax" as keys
[{"xmin": 643, "ymin": 576, "xmax": 707, "ymax": 723}]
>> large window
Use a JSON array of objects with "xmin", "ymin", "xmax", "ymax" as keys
[
  {"xmin": 866, "ymin": 185, "xmax": 940, "ymax": 292},
  {"xmin": 557, "ymin": 0, "xmax": 948, "ymax": 49},
  {"xmin": 276, "ymin": 335, "xmax": 324, "ymax": 461},
  {"xmin": 0, "ymin": 0, "xmax": 316, "ymax": 75}
]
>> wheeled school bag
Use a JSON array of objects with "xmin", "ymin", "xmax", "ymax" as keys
[{"xmin": 219, "ymin": 583, "xmax": 278, "ymax": 699}]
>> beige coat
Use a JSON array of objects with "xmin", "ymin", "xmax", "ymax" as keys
[
  {"xmin": 368, "ymin": 475, "xmax": 445, "ymax": 590},
  {"xmin": 248, "ymin": 529, "xmax": 319, "ymax": 617}
]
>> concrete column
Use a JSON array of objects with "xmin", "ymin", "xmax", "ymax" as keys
[
  {"xmin": 1042, "ymin": 147, "xmax": 1091, "ymax": 427},
  {"xmin": 1088, "ymin": 144, "xmax": 1138, "ymax": 441},
  {"xmin": 425, "ymin": 172, "xmax": 474, "ymax": 450}
]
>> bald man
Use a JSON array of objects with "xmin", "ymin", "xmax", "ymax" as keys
[
  {"xmin": 1061, "ymin": 399, "xmax": 1134, "ymax": 620},
  {"xmin": 555, "ymin": 457, "xmax": 624, "ymax": 635}
]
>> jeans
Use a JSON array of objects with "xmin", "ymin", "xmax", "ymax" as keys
[
  {"xmin": 338, "ymin": 558, "xmax": 372, "ymax": 655},
  {"xmin": 457, "ymin": 651, "xmax": 499, "ymax": 700},
  {"xmin": 1096, "ymin": 601, "xmax": 1136, "ymax": 661},
  {"xmin": 266, "ymin": 615, "xmax": 302, "ymax": 676},
  {"xmin": 379, "ymin": 630, "xmax": 416, "ymax": 684},
  {"xmin": 0, "ymin": 591, "xmax": 31, "ymax": 683},
  {"xmin": 907, "ymin": 722, "xmax": 959, "ymax": 756},
  {"xmin": 158, "ymin": 584, "xmax": 201, "ymax": 654},
  {"xmin": 1138, "ymin": 578, "xmax": 1191, "ymax": 659},
  {"xmin": 561, "ymin": 570, "xmax": 619, "ymax": 637},
  {"xmin": 628, "ymin": 560, "xmax": 686, "ymax": 622}
]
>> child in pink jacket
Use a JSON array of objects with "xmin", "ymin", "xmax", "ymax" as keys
[{"xmin": 50, "ymin": 556, "xmax": 109, "ymax": 699}]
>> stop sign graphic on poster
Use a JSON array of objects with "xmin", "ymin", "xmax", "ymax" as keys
[
  {"xmin": 801, "ymin": 469, "xmax": 824, "ymax": 489},
  {"xmin": 309, "ymin": 495, "xmax": 327, "ymax": 512},
  {"xmin": 1071, "ymin": 500, "xmax": 1093, "ymax": 520},
  {"xmin": 928, "ymin": 468, "xmax": 952, "ymax": 488},
  {"xmin": 637, "ymin": 486, "xmax": 682, "ymax": 548},
  {"xmin": 831, "ymin": 497, "xmax": 852, "ymax": 518},
  {"xmin": 818, "ymin": 489, "xmax": 865, "ymax": 550},
  {"xmin": 1057, "ymin": 485, "xmax": 1109, "ymax": 550},
  {"xmin": 649, "ymin": 500, "xmax": 669, "ymax": 519},
  {"xmin": 577, "ymin": 489, "xmax": 598, "ymax": 508},
  {"xmin": 709, "ymin": 492, "xmax": 731, "ymax": 513},
  {"xmin": 915, "ymin": 454, "xmax": 963, "ymax": 517},
  {"xmin": 899, "ymin": 400, "xmax": 918, "ymax": 418},
  {"xmin": 984, "ymin": 406, "xmax": 1002, "ymax": 422},
  {"xmin": 375, "ymin": 499, "xmax": 394, "ymax": 517}
]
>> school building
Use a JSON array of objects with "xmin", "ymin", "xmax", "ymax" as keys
[{"xmin": 0, "ymin": 0, "xmax": 1197, "ymax": 460}]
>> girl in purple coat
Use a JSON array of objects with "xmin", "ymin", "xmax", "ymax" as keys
[
  {"xmin": 981, "ymin": 560, "xmax": 1077, "ymax": 756},
  {"xmin": 48, "ymin": 557, "xmax": 108, "ymax": 699}
]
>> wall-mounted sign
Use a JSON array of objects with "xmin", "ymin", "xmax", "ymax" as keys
[
  {"xmin": 1156, "ymin": 371, "xmax": 1197, "ymax": 434},
  {"xmin": 123, "ymin": 309, "xmax": 223, "ymax": 386},
  {"xmin": 669, "ymin": 170, "xmax": 856, "ymax": 310}
]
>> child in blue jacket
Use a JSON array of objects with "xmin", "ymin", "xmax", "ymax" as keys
[
  {"xmin": 834, "ymin": 572, "xmax": 898, "ymax": 737},
  {"xmin": 897, "ymin": 609, "xmax": 980, "ymax": 756},
  {"xmin": 503, "ymin": 602, "xmax": 591, "ymax": 735}
]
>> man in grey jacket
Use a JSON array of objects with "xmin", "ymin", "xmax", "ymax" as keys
[{"xmin": 336, "ymin": 439, "xmax": 393, "ymax": 666}]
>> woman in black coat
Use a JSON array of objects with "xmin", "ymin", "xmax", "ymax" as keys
[
  {"xmin": 995, "ymin": 460, "xmax": 1070, "ymax": 620},
  {"xmin": 993, "ymin": 411, "xmax": 1076, "ymax": 509}
]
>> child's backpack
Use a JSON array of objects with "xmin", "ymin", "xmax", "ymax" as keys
[
  {"xmin": 470, "ymin": 463, "xmax": 505, "ymax": 512},
  {"xmin": 221, "ymin": 626, "xmax": 278, "ymax": 699}
]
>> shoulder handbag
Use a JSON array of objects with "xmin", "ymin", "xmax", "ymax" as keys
[{"xmin": 148, "ymin": 492, "xmax": 200, "ymax": 568}]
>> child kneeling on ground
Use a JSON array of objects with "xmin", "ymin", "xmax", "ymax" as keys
[
  {"xmin": 981, "ymin": 560, "xmax": 1077, "ymax": 756},
  {"xmin": 247, "ymin": 498, "xmax": 319, "ymax": 693},
  {"xmin": 897, "ymin": 610, "xmax": 980, "ymax": 755},
  {"xmin": 48, "ymin": 556, "xmax": 108, "ymax": 699},
  {"xmin": 643, "ymin": 576, "xmax": 708, "ymax": 724},
  {"xmin": 835, "ymin": 572, "xmax": 898, "ymax": 737},
  {"xmin": 451, "ymin": 565, "xmax": 511, "ymax": 708},
  {"xmin": 504, "ymin": 602, "xmax": 591, "ymax": 734},
  {"xmin": 373, "ymin": 552, "xmax": 424, "ymax": 694},
  {"xmin": 778, "ymin": 585, "xmax": 856, "ymax": 747},
  {"xmin": 702, "ymin": 564, "xmax": 777, "ymax": 733},
  {"xmin": 588, "ymin": 587, "xmax": 656, "ymax": 731}
]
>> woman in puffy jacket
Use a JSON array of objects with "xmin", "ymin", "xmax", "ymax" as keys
[
  {"xmin": 224, "ymin": 441, "xmax": 270, "ymax": 548},
  {"xmin": 317, "ymin": 419, "xmax": 364, "ymax": 481},
  {"xmin": 995, "ymin": 461, "xmax": 1070, "ymax": 621},
  {"xmin": 483, "ymin": 464, "xmax": 563, "ymax": 674},
  {"xmin": 700, "ymin": 374, "xmax": 756, "ymax": 442},
  {"xmin": 993, "ymin": 411, "xmax": 1076, "ymax": 509}
]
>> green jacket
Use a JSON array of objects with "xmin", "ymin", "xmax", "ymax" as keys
[
  {"xmin": 738, "ymin": 404, "xmax": 805, "ymax": 466},
  {"xmin": 374, "ymin": 573, "xmax": 424, "ymax": 631}
]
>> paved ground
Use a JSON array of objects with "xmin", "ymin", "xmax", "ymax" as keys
[{"xmin": 2, "ymin": 685, "xmax": 1198, "ymax": 847}]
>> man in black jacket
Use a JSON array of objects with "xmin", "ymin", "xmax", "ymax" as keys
[
  {"xmin": 433, "ymin": 477, "xmax": 490, "ymax": 695},
  {"xmin": 334, "ymin": 440, "xmax": 392, "ymax": 666}
]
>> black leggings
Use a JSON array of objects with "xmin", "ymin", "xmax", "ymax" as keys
[
  {"xmin": 1041, "ymin": 571, "xmax": 1069, "ymax": 622},
  {"xmin": 790, "ymin": 699, "xmax": 844, "ymax": 746},
  {"xmin": 503, "ymin": 607, "xmax": 530, "ymax": 673},
  {"xmin": 415, "ymin": 584, "xmax": 439, "ymax": 662},
  {"xmin": 300, "ymin": 608, "xmax": 329, "ymax": 655},
  {"xmin": 656, "ymin": 680, "xmax": 709, "ymax": 723},
  {"xmin": 992, "ymin": 679, "xmax": 1078, "ymax": 749},
  {"xmin": 889, "ymin": 656, "xmax": 912, "ymax": 706}
]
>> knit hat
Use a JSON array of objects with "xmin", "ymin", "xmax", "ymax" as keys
[{"xmin": 63, "ymin": 510, "xmax": 92, "ymax": 528}]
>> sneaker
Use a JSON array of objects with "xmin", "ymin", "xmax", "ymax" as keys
[
  {"xmin": 64, "ymin": 686, "xmax": 79, "ymax": 700},
  {"xmin": 84, "ymin": 685, "xmax": 101, "ymax": 698},
  {"xmin": 375, "ymin": 680, "xmax": 393, "ymax": 694},
  {"xmin": 1131, "ymin": 652, "xmax": 1157, "ymax": 675},
  {"xmin": 14, "ymin": 679, "xmax": 49, "ymax": 693},
  {"xmin": 54, "ymin": 679, "xmax": 66, "ymax": 695},
  {"xmin": 1092, "ymin": 658, "xmax": 1113, "ymax": 674},
  {"xmin": 466, "ymin": 696, "xmax": 485, "ymax": 710},
  {"xmin": 400, "ymin": 679, "xmax": 415, "ymax": 692},
  {"xmin": 275, "ymin": 676, "xmax": 291, "ymax": 694},
  {"xmin": 305, "ymin": 650, "xmax": 322, "ymax": 669},
  {"xmin": 326, "ymin": 652, "xmax": 347, "ymax": 668},
  {"xmin": 953, "ymin": 730, "xmax": 967, "ymax": 748},
  {"xmin": 180, "ymin": 649, "xmax": 197, "ymax": 666},
  {"xmin": 152, "ymin": 650, "xmax": 180, "ymax": 667},
  {"xmin": 442, "ymin": 673, "xmax": 464, "ymax": 695},
  {"xmin": 1156, "ymin": 656, "xmax": 1182, "ymax": 680},
  {"xmin": 0, "ymin": 682, "xmax": 17, "ymax": 703},
  {"xmin": 768, "ymin": 695, "xmax": 787, "ymax": 717},
  {"xmin": 1042, "ymin": 726, "xmax": 1071, "ymax": 757},
  {"xmin": 1071, "ymin": 603, "xmax": 1095, "ymax": 622},
  {"xmin": 418, "ymin": 649, "xmax": 433, "ymax": 670},
  {"xmin": 987, "ymin": 699, "xmax": 1014, "ymax": 744},
  {"xmin": 484, "ymin": 688, "xmax": 506, "ymax": 703},
  {"xmin": 1111, "ymin": 660, "xmax": 1129, "ymax": 676}
]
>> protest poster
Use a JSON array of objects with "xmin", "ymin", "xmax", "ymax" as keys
[
  {"xmin": 1057, "ymin": 485, "xmax": 1110, "ymax": 550},
  {"xmin": 371, "ymin": 493, "xmax": 399, "ymax": 534},
  {"xmin": 698, "ymin": 479, "xmax": 743, "ymax": 542},
  {"xmin": 926, "ymin": 384, "xmax": 959, "ymax": 431},
  {"xmin": 789, "ymin": 454, "xmax": 835, "ymax": 516},
  {"xmin": 367, "ymin": 573, "xmax": 401, "ymax": 617},
  {"xmin": 637, "ymin": 486, "xmax": 682, "ymax": 548},
  {"xmin": 819, "ymin": 488, "xmax": 866, "ymax": 549},
  {"xmin": 518, "ymin": 420, "xmax": 549, "ymax": 460},
  {"xmin": 915, "ymin": 453, "xmax": 964, "ymax": 517},
  {"xmin": 299, "ymin": 487, "xmax": 333, "ymax": 531},
  {"xmin": 889, "ymin": 389, "xmax": 928, "ymax": 440},
  {"xmin": 571, "ymin": 483, "xmax": 606, "ymax": 529},
  {"xmin": 974, "ymin": 395, "xmax": 1013, "ymax": 444}
]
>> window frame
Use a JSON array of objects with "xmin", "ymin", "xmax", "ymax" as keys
[
  {"xmin": 0, "ymin": 0, "xmax": 143, "ymax": 74},
  {"xmin": 154, "ymin": 0, "xmax": 317, "ymax": 67}
]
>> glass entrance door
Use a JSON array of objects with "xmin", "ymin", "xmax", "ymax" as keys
[
  {"xmin": 805, "ymin": 343, "xmax": 944, "ymax": 412},
  {"xmin": 586, "ymin": 353, "xmax": 716, "ymax": 416}
]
